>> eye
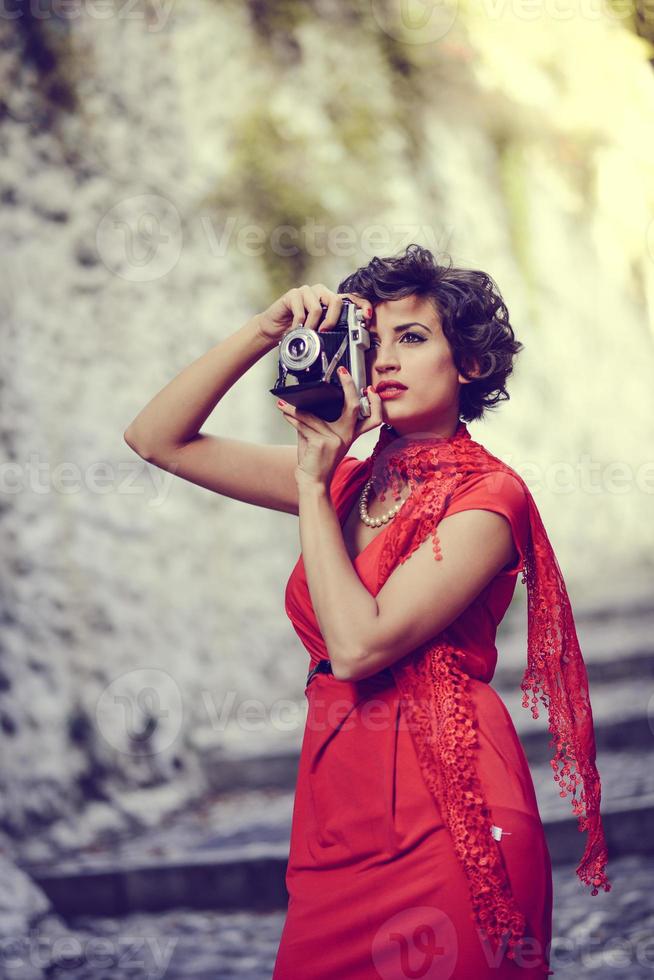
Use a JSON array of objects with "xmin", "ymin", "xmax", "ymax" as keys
[{"xmin": 368, "ymin": 332, "xmax": 425, "ymax": 348}]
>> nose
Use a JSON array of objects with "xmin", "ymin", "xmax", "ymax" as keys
[{"xmin": 371, "ymin": 339, "xmax": 401, "ymax": 375}]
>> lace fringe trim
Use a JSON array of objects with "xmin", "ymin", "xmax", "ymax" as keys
[
  {"xmin": 390, "ymin": 640, "xmax": 552, "ymax": 972},
  {"xmin": 369, "ymin": 424, "xmax": 610, "ymax": 972}
]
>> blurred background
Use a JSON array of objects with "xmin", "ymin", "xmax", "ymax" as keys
[{"xmin": 1, "ymin": 0, "xmax": 654, "ymax": 976}]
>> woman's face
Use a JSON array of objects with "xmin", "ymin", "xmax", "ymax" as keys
[{"xmin": 365, "ymin": 293, "xmax": 473, "ymax": 438}]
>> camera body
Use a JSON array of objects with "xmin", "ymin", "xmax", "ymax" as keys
[{"xmin": 269, "ymin": 299, "xmax": 372, "ymax": 422}]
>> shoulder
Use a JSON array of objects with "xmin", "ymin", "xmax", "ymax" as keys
[
  {"xmin": 450, "ymin": 468, "xmax": 527, "ymax": 512},
  {"xmin": 443, "ymin": 467, "xmax": 530, "ymax": 565}
]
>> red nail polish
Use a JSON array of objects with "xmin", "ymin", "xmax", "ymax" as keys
[
  {"xmin": 338, "ymin": 366, "xmax": 348, "ymax": 375},
  {"xmin": 277, "ymin": 399, "xmax": 286, "ymax": 406}
]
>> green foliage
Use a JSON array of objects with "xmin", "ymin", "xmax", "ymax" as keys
[
  {"xmin": 204, "ymin": 106, "xmax": 329, "ymax": 296},
  {"xmin": 245, "ymin": 0, "xmax": 314, "ymax": 39},
  {"xmin": 495, "ymin": 135, "xmax": 533, "ymax": 287},
  {"xmin": 606, "ymin": 0, "xmax": 654, "ymax": 51}
]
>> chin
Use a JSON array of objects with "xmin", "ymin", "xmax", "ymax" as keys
[
  {"xmin": 382, "ymin": 414, "xmax": 422, "ymax": 437},
  {"xmin": 384, "ymin": 408, "xmax": 445, "ymax": 438}
]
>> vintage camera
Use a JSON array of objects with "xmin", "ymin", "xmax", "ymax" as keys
[{"xmin": 269, "ymin": 299, "xmax": 372, "ymax": 422}]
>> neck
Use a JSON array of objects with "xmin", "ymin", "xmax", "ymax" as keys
[
  {"xmin": 369, "ymin": 417, "xmax": 469, "ymax": 499},
  {"xmin": 384, "ymin": 407, "xmax": 463, "ymax": 443},
  {"xmin": 383, "ymin": 419, "xmax": 463, "ymax": 444}
]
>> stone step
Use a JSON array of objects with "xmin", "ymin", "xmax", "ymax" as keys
[
  {"xmin": 199, "ymin": 673, "xmax": 651, "ymax": 795},
  {"xmin": 18, "ymin": 747, "xmax": 649, "ymax": 875},
  {"xmin": 209, "ymin": 716, "xmax": 650, "ymax": 795},
  {"xmin": 186, "ymin": 602, "xmax": 653, "ymax": 797},
  {"xmin": 18, "ymin": 853, "xmax": 654, "ymax": 980},
  {"xmin": 496, "ymin": 678, "xmax": 652, "ymax": 764},
  {"xmin": 496, "ymin": 601, "xmax": 654, "ymax": 676},
  {"xmin": 531, "ymin": 748, "xmax": 654, "ymax": 821},
  {"xmin": 18, "ymin": 783, "xmax": 653, "ymax": 918},
  {"xmin": 493, "ymin": 647, "xmax": 654, "ymax": 687}
]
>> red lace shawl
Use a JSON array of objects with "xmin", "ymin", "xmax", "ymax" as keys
[{"xmin": 364, "ymin": 420, "xmax": 611, "ymax": 964}]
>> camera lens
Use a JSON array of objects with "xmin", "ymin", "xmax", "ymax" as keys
[
  {"xmin": 288, "ymin": 337, "xmax": 306, "ymax": 360},
  {"xmin": 279, "ymin": 327, "xmax": 321, "ymax": 373}
]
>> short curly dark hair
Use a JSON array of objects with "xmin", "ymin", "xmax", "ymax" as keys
[{"xmin": 337, "ymin": 244, "xmax": 524, "ymax": 423}]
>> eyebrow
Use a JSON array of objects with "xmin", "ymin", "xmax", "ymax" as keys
[{"xmin": 367, "ymin": 321, "xmax": 433, "ymax": 335}]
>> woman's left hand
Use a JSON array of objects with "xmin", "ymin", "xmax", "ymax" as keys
[{"xmin": 276, "ymin": 368, "xmax": 384, "ymax": 487}]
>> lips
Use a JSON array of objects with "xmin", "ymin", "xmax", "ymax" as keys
[{"xmin": 375, "ymin": 382, "xmax": 407, "ymax": 393}]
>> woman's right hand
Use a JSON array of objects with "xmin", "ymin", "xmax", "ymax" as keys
[{"xmin": 255, "ymin": 284, "xmax": 373, "ymax": 343}]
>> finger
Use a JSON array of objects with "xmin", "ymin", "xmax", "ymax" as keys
[
  {"xmin": 278, "ymin": 410, "xmax": 312, "ymax": 442},
  {"xmin": 354, "ymin": 385, "xmax": 384, "ymax": 435},
  {"xmin": 339, "ymin": 292, "xmax": 374, "ymax": 321},
  {"xmin": 280, "ymin": 412, "xmax": 299, "ymax": 430},
  {"xmin": 336, "ymin": 367, "xmax": 362, "ymax": 415},
  {"xmin": 317, "ymin": 292, "xmax": 374, "ymax": 335},
  {"xmin": 288, "ymin": 288, "xmax": 308, "ymax": 332},
  {"xmin": 276, "ymin": 401, "xmax": 326, "ymax": 436},
  {"xmin": 321, "ymin": 292, "xmax": 374, "ymax": 337},
  {"xmin": 280, "ymin": 413, "xmax": 321, "ymax": 444},
  {"xmin": 309, "ymin": 285, "xmax": 370, "ymax": 333},
  {"xmin": 315, "ymin": 288, "xmax": 343, "ymax": 333},
  {"xmin": 366, "ymin": 385, "xmax": 384, "ymax": 425},
  {"xmin": 300, "ymin": 285, "xmax": 326, "ymax": 332}
]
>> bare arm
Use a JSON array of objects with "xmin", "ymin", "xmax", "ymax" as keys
[
  {"xmin": 123, "ymin": 286, "xmax": 372, "ymax": 515},
  {"xmin": 124, "ymin": 314, "xmax": 274, "ymax": 456},
  {"xmin": 298, "ymin": 477, "xmax": 518, "ymax": 681},
  {"xmin": 123, "ymin": 315, "xmax": 303, "ymax": 515}
]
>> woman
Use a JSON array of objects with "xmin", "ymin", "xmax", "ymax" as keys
[{"xmin": 124, "ymin": 245, "xmax": 610, "ymax": 979}]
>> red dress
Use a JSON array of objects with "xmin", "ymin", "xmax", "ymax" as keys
[{"xmin": 273, "ymin": 455, "xmax": 554, "ymax": 980}]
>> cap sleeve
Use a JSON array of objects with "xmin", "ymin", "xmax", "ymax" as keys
[
  {"xmin": 443, "ymin": 471, "xmax": 529, "ymax": 576},
  {"xmin": 328, "ymin": 454, "xmax": 368, "ymax": 516}
]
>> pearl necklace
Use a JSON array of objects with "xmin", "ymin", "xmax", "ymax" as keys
[{"xmin": 358, "ymin": 478, "xmax": 406, "ymax": 527}]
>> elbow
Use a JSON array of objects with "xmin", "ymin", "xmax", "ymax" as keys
[
  {"xmin": 329, "ymin": 627, "xmax": 382, "ymax": 682},
  {"xmin": 330, "ymin": 648, "xmax": 366, "ymax": 682},
  {"xmin": 334, "ymin": 642, "xmax": 394, "ymax": 683},
  {"xmin": 124, "ymin": 428, "xmax": 151, "ymax": 461},
  {"xmin": 123, "ymin": 426, "xmax": 140, "ymax": 452},
  {"xmin": 331, "ymin": 661, "xmax": 352, "ymax": 682}
]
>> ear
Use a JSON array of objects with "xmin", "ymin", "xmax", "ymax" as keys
[{"xmin": 457, "ymin": 356, "xmax": 481, "ymax": 386}]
